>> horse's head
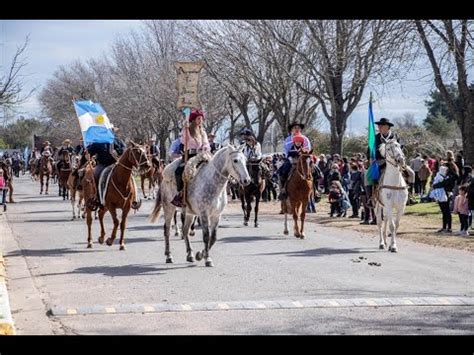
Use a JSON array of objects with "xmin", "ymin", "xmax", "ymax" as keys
[
  {"xmin": 225, "ymin": 144, "xmax": 251, "ymax": 186},
  {"xmin": 379, "ymin": 138, "xmax": 405, "ymax": 167},
  {"xmin": 297, "ymin": 149, "xmax": 314, "ymax": 181},
  {"xmin": 127, "ymin": 141, "xmax": 152, "ymax": 175},
  {"xmin": 246, "ymin": 158, "xmax": 263, "ymax": 185}
]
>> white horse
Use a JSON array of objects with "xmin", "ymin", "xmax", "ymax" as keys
[
  {"xmin": 150, "ymin": 145, "xmax": 251, "ymax": 267},
  {"xmin": 375, "ymin": 138, "xmax": 409, "ymax": 252}
]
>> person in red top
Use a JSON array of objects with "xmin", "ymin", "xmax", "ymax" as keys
[{"xmin": 0, "ymin": 168, "xmax": 6, "ymax": 205}]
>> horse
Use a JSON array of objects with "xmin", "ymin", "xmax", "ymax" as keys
[
  {"xmin": 57, "ymin": 151, "xmax": 73, "ymax": 200},
  {"xmin": 83, "ymin": 143, "xmax": 151, "ymax": 250},
  {"xmin": 374, "ymin": 138, "xmax": 409, "ymax": 252},
  {"xmin": 39, "ymin": 154, "xmax": 53, "ymax": 195},
  {"xmin": 240, "ymin": 158, "xmax": 267, "ymax": 227},
  {"xmin": 150, "ymin": 145, "xmax": 251, "ymax": 267},
  {"xmin": 140, "ymin": 157, "xmax": 162, "ymax": 199},
  {"xmin": 283, "ymin": 150, "xmax": 314, "ymax": 239},
  {"xmin": 0, "ymin": 160, "xmax": 14, "ymax": 203}
]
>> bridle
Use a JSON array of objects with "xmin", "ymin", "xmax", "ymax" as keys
[
  {"xmin": 117, "ymin": 147, "xmax": 150, "ymax": 173},
  {"xmin": 213, "ymin": 150, "xmax": 245, "ymax": 182},
  {"xmin": 297, "ymin": 153, "xmax": 313, "ymax": 181}
]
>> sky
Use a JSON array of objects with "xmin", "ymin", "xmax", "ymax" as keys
[{"xmin": 1, "ymin": 20, "xmax": 437, "ymax": 135}]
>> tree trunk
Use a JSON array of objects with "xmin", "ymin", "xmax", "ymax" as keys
[
  {"xmin": 159, "ymin": 136, "xmax": 167, "ymax": 160},
  {"xmin": 461, "ymin": 105, "xmax": 474, "ymax": 165}
]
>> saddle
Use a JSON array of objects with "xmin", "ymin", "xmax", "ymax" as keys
[
  {"xmin": 183, "ymin": 152, "xmax": 212, "ymax": 183},
  {"xmin": 98, "ymin": 165, "xmax": 115, "ymax": 206}
]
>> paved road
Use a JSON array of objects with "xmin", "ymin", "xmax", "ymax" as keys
[{"xmin": 2, "ymin": 175, "xmax": 473, "ymax": 334}]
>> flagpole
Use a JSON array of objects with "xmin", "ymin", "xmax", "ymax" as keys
[{"xmin": 183, "ymin": 107, "xmax": 190, "ymax": 208}]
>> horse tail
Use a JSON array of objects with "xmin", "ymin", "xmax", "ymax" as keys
[{"xmin": 149, "ymin": 189, "xmax": 162, "ymax": 223}]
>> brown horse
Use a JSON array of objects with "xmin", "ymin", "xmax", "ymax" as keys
[
  {"xmin": 0, "ymin": 160, "xmax": 14, "ymax": 203},
  {"xmin": 58, "ymin": 151, "xmax": 72, "ymax": 200},
  {"xmin": 140, "ymin": 157, "xmax": 162, "ymax": 199},
  {"xmin": 39, "ymin": 155, "xmax": 53, "ymax": 194},
  {"xmin": 283, "ymin": 151, "xmax": 314, "ymax": 239},
  {"xmin": 83, "ymin": 143, "xmax": 151, "ymax": 250}
]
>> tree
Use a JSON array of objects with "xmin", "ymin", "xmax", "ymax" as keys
[
  {"xmin": 424, "ymin": 83, "xmax": 472, "ymax": 126},
  {"xmin": 415, "ymin": 20, "xmax": 474, "ymax": 164},
  {"xmin": 267, "ymin": 20, "xmax": 417, "ymax": 155},
  {"xmin": 0, "ymin": 37, "xmax": 35, "ymax": 126}
]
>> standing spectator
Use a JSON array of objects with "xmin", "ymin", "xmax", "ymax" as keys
[
  {"xmin": 328, "ymin": 182, "xmax": 342, "ymax": 217},
  {"xmin": 0, "ymin": 169, "xmax": 6, "ymax": 205},
  {"xmin": 453, "ymin": 186, "xmax": 470, "ymax": 236},
  {"xmin": 410, "ymin": 153, "xmax": 424, "ymax": 195},
  {"xmin": 418, "ymin": 159, "xmax": 431, "ymax": 196},
  {"xmin": 465, "ymin": 166, "xmax": 474, "ymax": 229},
  {"xmin": 455, "ymin": 151, "xmax": 464, "ymax": 184},
  {"xmin": 431, "ymin": 165, "xmax": 456, "ymax": 233},
  {"xmin": 348, "ymin": 163, "xmax": 363, "ymax": 218},
  {"xmin": 341, "ymin": 157, "xmax": 351, "ymax": 192}
]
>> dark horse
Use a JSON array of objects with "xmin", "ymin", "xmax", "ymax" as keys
[
  {"xmin": 57, "ymin": 150, "xmax": 72, "ymax": 200},
  {"xmin": 240, "ymin": 159, "xmax": 267, "ymax": 227},
  {"xmin": 82, "ymin": 142, "xmax": 151, "ymax": 250},
  {"xmin": 0, "ymin": 160, "xmax": 14, "ymax": 203}
]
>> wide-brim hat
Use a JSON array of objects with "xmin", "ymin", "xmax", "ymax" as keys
[
  {"xmin": 288, "ymin": 122, "xmax": 305, "ymax": 132},
  {"xmin": 63, "ymin": 139, "xmax": 71, "ymax": 144},
  {"xmin": 374, "ymin": 117, "xmax": 394, "ymax": 127}
]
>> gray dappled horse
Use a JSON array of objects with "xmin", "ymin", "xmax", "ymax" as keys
[{"xmin": 150, "ymin": 145, "xmax": 251, "ymax": 267}]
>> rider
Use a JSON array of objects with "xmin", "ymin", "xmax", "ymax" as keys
[
  {"xmin": 241, "ymin": 129, "xmax": 262, "ymax": 161},
  {"xmin": 278, "ymin": 122, "xmax": 312, "ymax": 200},
  {"xmin": 169, "ymin": 131, "xmax": 182, "ymax": 161},
  {"xmin": 369, "ymin": 117, "xmax": 414, "ymax": 205},
  {"xmin": 171, "ymin": 108, "xmax": 210, "ymax": 207},
  {"xmin": 208, "ymin": 133, "xmax": 221, "ymax": 154},
  {"xmin": 147, "ymin": 137, "xmax": 160, "ymax": 166},
  {"xmin": 56, "ymin": 139, "xmax": 75, "ymax": 171},
  {"xmin": 37, "ymin": 141, "xmax": 54, "ymax": 173}
]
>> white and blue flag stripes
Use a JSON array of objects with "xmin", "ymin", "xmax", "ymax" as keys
[{"xmin": 73, "ymin": 100, "xmax": 115, "ymax": 147}]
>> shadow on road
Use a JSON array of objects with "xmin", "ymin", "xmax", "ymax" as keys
[
  {"xmin": 6, "ymin": 247, "xmax": 106, "ymax": 258},
  {"xmin": 219, "ymin": 236, "xmax": 279, "ymax": 243},
  {"xmin": 127, "ymin": 225, "xmax": 163, "ymax": 232},
  {"xmin": 39, "ymin": 263, "xmax": 196, "ymax": 277},
  {"xmin": 26, "ymin": 210, "xmax": 65, "ymax": 214},
  {"xmin": 257, "ymin": 247, "xmax": 378, "ymax": 258}
]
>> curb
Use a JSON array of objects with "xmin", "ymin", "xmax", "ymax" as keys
[{"xmin": 0, "ymin": 214, "xmax": 16, "ymax": 335}]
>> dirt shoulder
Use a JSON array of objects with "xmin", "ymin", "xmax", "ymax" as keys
[{"xmin": 225, "ymin": 197, "xmax": 474, "ymax": 253}]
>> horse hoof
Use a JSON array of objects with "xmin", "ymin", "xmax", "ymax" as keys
[
  {"xmin": 87, "ymin": 243, "xmax": 92, "ymax": 249},
  {"xmin": 119, "ymin": 245, "xmax": 126, "ymax": 251},
  {"xmin": 390, "ymin": 247, "xmax": 397, "ymax": 253},
  {"xmin": 40, "ymin": 192, "xmax": 42, "ymax": 195},
  {"xmin": 300, "ymin": 234, "xmax": 305, "ymax": 239},
  {"xmin": 283, "ymin": 230, "xmax": 289, "ymax": 235},
  {"xmin": 195, "ymin": 251, "xmax": 203, "ymax": 261},
  {"xmin": 254, "ymin": 223, "xmax": 259, "ymax": 228},
  {"xmin": 45, "ymin": 192, "xmax": 49, "ymax": 195},
  {"xmin": 106, "ymin": 238, "xmax": 113, "ymax": 246},
  {"xmin": 205, "ymin": 260, "xmax": 214, "ymax": 267},
  {"xmin": 189, "ymin": 230, "xmax": 195, "ymax": 237},
  {"xmin": 187, "ymin": 255, "xmax": 195, "ymax": 263},
  {"xmin": 98, "ymin": 237, "xmax": 104, "ymax": 244},
  {"xmin": 244, "ymin": 222, "xmax": 248, "ymax": 226},
  {"xmin": 379, "ymin": 245, "xmax": 385, "ymax": 250},
  {"xmin": 166, "ymin": 257, "xmax": 174, "ymax": 263}
]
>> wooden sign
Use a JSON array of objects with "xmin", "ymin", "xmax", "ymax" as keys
[{"xmin": 174, "ymin": 61, "xmax": 205, "ymax": 110}]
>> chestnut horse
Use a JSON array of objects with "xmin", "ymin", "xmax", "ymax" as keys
[
  {"xmin": 39, "ymin": 155, "xmax": 53, "ymax": 194},
  {"xmin": 283, "ymin": 150, "xmax": 314, "ymax": 239},
  {"xmin": 83, "ymin": 143, "xmax": 151, "ymax": 250}
]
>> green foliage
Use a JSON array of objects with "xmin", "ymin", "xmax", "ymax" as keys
[
  {"xmin": 424, "ymin": 112, "xmax": 458, "ymax": 137},
  {"xmin": 0, "ymin": 138, "xmax": 9, "ymax": 149},
  {"xmin": 0, "ymin": 117, "xmax": 47, "ymax": 148}
]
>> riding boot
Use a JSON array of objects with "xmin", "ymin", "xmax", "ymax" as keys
[
  {"xmin": 172, "ymin": 165, "xmax": 185, "ymax": 208},
  {"xmin": 278, "ymin": 176, "xmax": 288, "ymax": 201}
]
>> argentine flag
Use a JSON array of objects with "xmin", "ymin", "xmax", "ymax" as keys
[{"xmin": 73, "ymin": 100, "xmax": 115, "ymax": 147}]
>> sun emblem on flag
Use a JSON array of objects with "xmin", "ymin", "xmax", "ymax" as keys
[{"xmin": 95, "ymin": 115, "xmax": 105, "ymax": 124}]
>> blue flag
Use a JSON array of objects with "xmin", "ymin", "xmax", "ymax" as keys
[
  {"xmin": 73, "ymin": 100, "xmax": 115, "ymax": 147},
  {"xmin": 366, "ymin": 93, "xmax": 380, "ymax": 184}
]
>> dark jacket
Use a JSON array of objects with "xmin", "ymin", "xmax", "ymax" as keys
[
  {"xmin": 86, "ymin": 143, "xmax": 116, "ymax": 166},
  {"xmin": 328, "ymin": 170, "xmax": 341, "ymax": 184},
  {"xmin": 367, "ymin": 131, "xmax": 400, "ymax": 161},
  {"xmin": 467, "ymin": 178, "xmax": 474, "ymax": 210}
]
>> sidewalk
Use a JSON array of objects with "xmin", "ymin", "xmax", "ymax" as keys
[{"xmin": 0, "ymin": 213, "xmax": 16, "ymax": 335}]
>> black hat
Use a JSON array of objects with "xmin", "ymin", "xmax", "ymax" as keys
[
  {"xmin": 241, "ymin": 128, "xmax": 254, "ymax": 136},
  {"xmin": 288, "ymin": 122, "xmax": 305, "ymax": 132},
  {"xmin": 374, "ymin": 118, "xmax": 394, "ymax": 127}
]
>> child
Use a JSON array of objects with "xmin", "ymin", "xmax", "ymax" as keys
[
  {"xmin": 453, "ymin": 185, "xmax": 470, "ymax": 236},
  {"xmin": 0, "ymin": 169, "xmax": 6, "ymax": 205},
  {"xmin": 328, "ymin": 183, "xmax": 342, "ymax": 217},
  {"xmin": 430, "ymin": 165, "xmax": 451, "ymax": 233}
]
